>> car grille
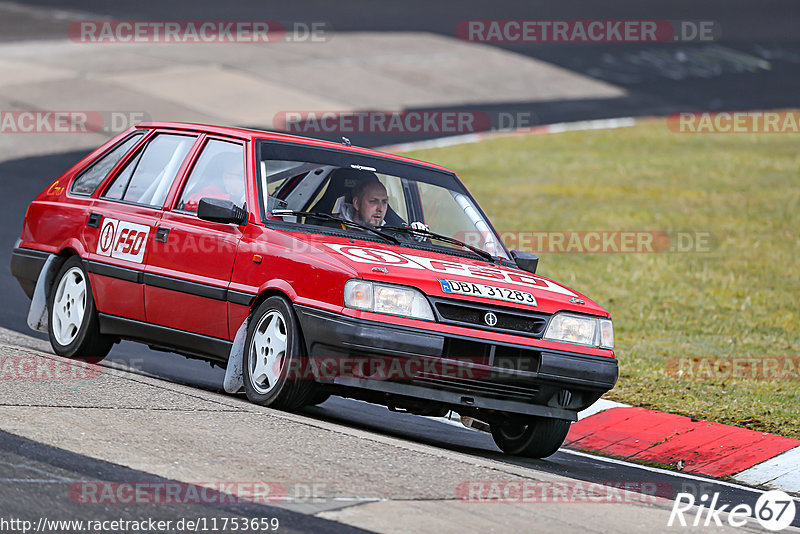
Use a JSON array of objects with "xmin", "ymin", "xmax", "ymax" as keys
[
  {"xmin": 431, "ymin": 297, "xmax": 549, "ymax": 337},
  {"xmin": 390, "ymin": 336, "xmax": 544, "ymax": 402},
  {"xmin": 440, "ymin": 338, "xmax": 541, "ymax": 373}
]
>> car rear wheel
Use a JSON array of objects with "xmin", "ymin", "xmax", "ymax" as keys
[
  {"xmin": 491, "ymin": 416, "xmax": 571, "ymax": 459},
  {"xmin": 47, "ymin": 256, "xmax": 113, "ymax": 361},
  {"xmin": 243, "ymin": 296, "xmax": 315, "ymax": 411}
]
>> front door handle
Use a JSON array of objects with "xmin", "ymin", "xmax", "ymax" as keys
[{"xmin": 154, "ymin": 227, "xmax": 170, "ymax": 243}]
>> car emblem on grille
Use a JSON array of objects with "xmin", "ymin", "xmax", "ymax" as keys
[{"xmin": 484, "ymin": 312, "xmax": 498, "ymax": 326}]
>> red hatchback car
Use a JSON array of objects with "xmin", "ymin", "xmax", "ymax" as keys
[{"xmin": 11, "ymin": 122, "xmax": 617, "ymax": 458}]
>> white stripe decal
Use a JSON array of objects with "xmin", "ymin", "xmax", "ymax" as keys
[{"xmin": 324, "ymin": 243, "xmax": 577, "ymax": 296}]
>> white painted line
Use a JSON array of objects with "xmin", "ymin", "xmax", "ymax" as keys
[
  {"xmin": 546, "ymin": 117, "xmax": 636, "ymax": 134},
  {"xmin": 280, "ymin": 496, "xmax": 385, "ymax": 503},
  {"xmin": 733, "ymin": 446, "xmax": 800, "ymax": 492},
  {"xmin": 560, "ymin": 449, "xmax": 772, "ymax": 495},
  {"xmin": 577, "ymin": 398, "xmax": 629, "ymax": 420},
  {"xmin": 380, "ymin": 133, "xmax": 486, "ymax": 153},
  {"xmin": 330, "ymin": 497, "xmax": 386, "ymax": 502},
  {"xmin": 379, "ymin": 116, "xmax": 637, "ymax": 153}
]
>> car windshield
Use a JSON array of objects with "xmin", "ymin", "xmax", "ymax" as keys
[{"xmin": 255, "ymin": 141, "xmax": 509, "ymax": 261}]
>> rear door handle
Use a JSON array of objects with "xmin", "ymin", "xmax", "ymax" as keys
[
  {"xmin": 87, "ymin": 212, "xmax": 102, "ymax": 228},
  {"xmin": 154, "ymin": 227, "xmax": 170, "ymax": 243}
]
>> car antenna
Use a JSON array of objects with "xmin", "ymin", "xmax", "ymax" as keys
[{"xmin": 341, "ymin": 136, "xmax": 351, "ymax": 146}]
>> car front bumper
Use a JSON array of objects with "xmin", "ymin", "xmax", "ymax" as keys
[{"xmin": 294, "ymin": 304, "xmax": 619, "ymax": 421}]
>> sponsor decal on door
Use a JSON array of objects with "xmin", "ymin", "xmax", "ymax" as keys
[{"xmin": 96, "ymin": 217, "xmax": 150, "ymax": 263}]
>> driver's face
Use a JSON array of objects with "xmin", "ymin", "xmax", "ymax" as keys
[{"xmin": 353, "ymin": 182, "xmax": 388, "ymax": 227}]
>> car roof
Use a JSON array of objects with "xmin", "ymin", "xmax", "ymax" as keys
[{"xmin": 136, "ymin": 121, "xmax": 454, "ymax": 173}]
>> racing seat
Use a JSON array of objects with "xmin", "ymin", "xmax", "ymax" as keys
[{"xmin": 309, "ymin": 168, "xmax": 366, "ymax": 214}]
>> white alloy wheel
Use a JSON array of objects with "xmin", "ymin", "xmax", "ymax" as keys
[
  {"xmin": 52, "ymin": 266, "xmax": 87, "ymax": 346},
  {"xmin": 248, "ymin": 310, "xmax": 288, "ymax": 394}
]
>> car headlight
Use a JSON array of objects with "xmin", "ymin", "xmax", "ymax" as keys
[
  {"xmin": 543, "ymin": 313, "xmax": 614, "ymax": 349},
  {"xmin": 344, "ymin": 279, "xmax": 435, "ymax": 321}
]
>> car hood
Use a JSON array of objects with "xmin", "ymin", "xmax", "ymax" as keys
[{"xmin": 293, "ymin": 232, "xmax": 609, "ymax": 317}]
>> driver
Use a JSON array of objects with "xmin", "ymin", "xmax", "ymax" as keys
[{"xmin": 340, "ymin": 178, "xmax": 389, "ymax": 229}]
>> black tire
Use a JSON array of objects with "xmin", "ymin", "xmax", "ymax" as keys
[
  {"xmin": 242, "ymin": 296, "xmax": 315, "ymax": 411},
  {"xmin": 47, "ymin": 256, "xmax": 113, "ymax": 361},
  {"xmin": 491, "ymin": 416, "xmax": 571, "ymax": 459}
]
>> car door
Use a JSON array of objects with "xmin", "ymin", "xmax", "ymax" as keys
[
  {"xmin": 82, "ymin": 131, "xmax": 197, "ymax": 322},
  {"xmin": 143, "ymin": 137, "xmax": 247, "ymax": 340}
]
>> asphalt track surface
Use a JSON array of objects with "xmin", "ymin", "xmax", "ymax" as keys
[
  {"xmin": 4, "ymin": 1, "xmax": 800, "ymax": 147},
  {"xmin": 2, "ymin": 1, "xmax": 800, "ymax": 531},
  {"xmin": 1, "ymin": 430, "xmax": 372, "ymax": 534}
]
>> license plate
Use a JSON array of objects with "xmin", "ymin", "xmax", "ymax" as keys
[{"xmin": 437, "ymin": 279, "xmax": 538, "ymax": 307}]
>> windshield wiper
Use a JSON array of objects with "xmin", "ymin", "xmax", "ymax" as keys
[
  {"xmin": 271, "ymin": 209, "xmax": 400, "ymax": 245},
  {"xmin": 382, "ymin": 226, "xmax": 499, "ymax": 263}
]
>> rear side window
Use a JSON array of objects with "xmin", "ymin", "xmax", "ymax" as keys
[
  {"xmin": 103, "ymin": 133, "xmax": 195, "ymax": 207},
  {"xmin": 70, "ymin": 132, "xmax": 144, "ymax": 196}
]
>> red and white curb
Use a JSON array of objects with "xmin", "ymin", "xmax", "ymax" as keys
[
  {"xmin": 571, "ymin": 400, "xmax": 800, "ymax": 494},
  {"xmin": 438, "ymin": 398, "xmax": 798, "ymax": 494}
]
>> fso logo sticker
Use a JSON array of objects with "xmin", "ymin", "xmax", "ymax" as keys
[{"xmin": 96, "ymin": 217, "xmax": 149, "ymax": 263}]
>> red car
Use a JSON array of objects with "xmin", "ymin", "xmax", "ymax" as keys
[{"xmin": 11, "ymin": 122, "xmax": 617, "ymax": 458}]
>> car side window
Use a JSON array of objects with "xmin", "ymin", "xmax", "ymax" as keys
[
  {"xmin": 70, "ymin": 132, "xmax": 144, "ymax": 196},
  {"xmin": 175, "ymin": 140, "xmax": 245, "ymax": 214},
  {"xmin": 377, "ymin": 174, "xmax": 408, "ymax": 222},
  {"xmin": 103, "ymin": 134, "xmax": 195, "ymax": 207}
]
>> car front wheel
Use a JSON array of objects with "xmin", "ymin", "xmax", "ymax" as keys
[
  {"xmin": 47, "ymin": 256, "xmax": 113, "ymax": 361},
  {"xmin": 242, "ymin": 296, "xmax": 315, "ymax": 411},
  {"xmin": 491, "ymin": 416, "xmax": 571, "ymax": 459}
]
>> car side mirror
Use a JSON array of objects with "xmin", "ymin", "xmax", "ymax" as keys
[
  {"xmin": 511, "ymin": 250, "xmax": 538, "ymax": 274},
  {"xmin": 197, "ymin": 198, "xmax": 246, "ymax": 225}
]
